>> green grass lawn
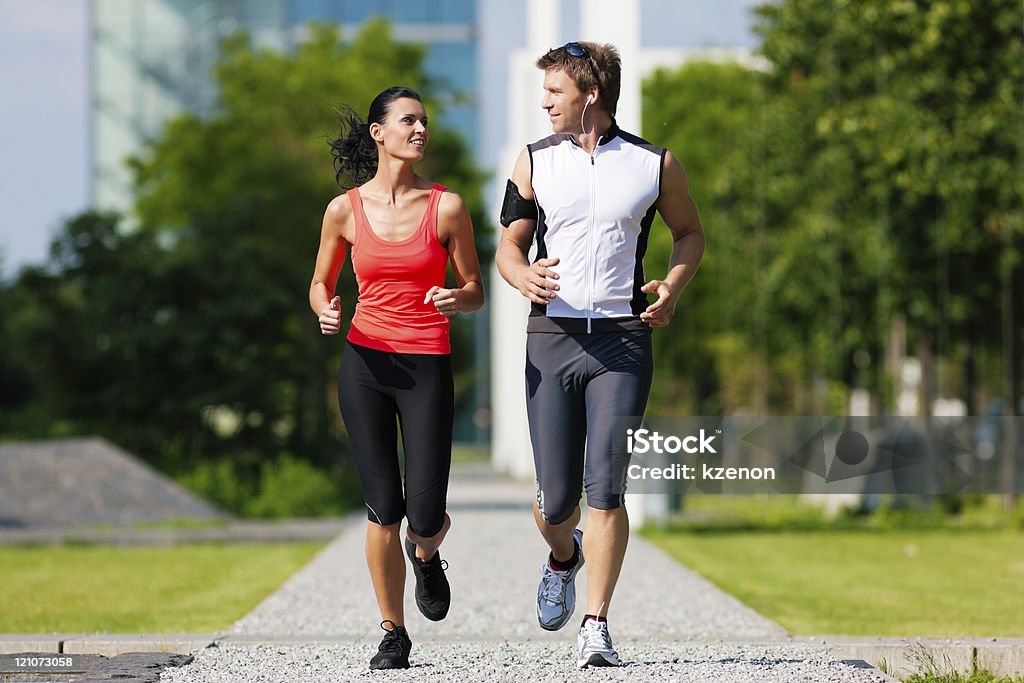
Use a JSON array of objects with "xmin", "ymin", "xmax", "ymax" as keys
[
  {"xmin": 0, "ymin": 542, "xmax": 324, "ymax": 633},
  {"xmin": 643, "ymin": 496, "xmax": 1024, "ymax": 637}
]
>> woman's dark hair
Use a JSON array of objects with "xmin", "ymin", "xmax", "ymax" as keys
[{"xmin": 329, "ymin": 86, "xmax": 423, "ymax": 188}]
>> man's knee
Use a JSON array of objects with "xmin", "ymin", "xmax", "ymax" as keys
[{"xmin": 536, "ymin": 486, "xmax": 581, "ymax": 526}]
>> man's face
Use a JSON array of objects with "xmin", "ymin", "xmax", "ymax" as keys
[{"xmin": 541, "ymin": 68, "xmax": 587, "ymax": 134}]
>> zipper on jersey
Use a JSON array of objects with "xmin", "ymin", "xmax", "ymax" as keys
[{"xmin": 586, "ymin": 136, "xmax": 603, "ymax": 334}]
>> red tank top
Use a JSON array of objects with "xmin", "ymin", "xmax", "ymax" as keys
[{"xmin": 346, "ymin": 183, "xmax": 451, "ymax": 354}]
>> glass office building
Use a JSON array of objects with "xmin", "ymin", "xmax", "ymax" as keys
[{"xmin": 89, "ymin": 0, "xmax": 477, "ymax": 213}]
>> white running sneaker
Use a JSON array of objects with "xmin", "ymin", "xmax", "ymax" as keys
[
  {"xmin": 577, "ymin": 618, "xmax": 621, "ymax": 668},
  {"xmin": 536, "ymin": 528, "xmax": 584, "ymax": 631}
]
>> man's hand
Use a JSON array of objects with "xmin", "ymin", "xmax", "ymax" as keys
[
  {"xmin": 319, "ymin": 296, "xmax": 342, "ymax": 335},
  {"xmin": 639, "ymin": 280, "xmax": 677, "ymax": 328},
  {"xmin": 425, "ymin": 286, "xmax": 462, "ymax": 317},
  {"xmin": 512, "ymin": 257, "xmax": 560, "ymax": 304}
]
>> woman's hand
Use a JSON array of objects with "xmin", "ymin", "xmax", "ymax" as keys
[
  {"xmin": 424, "ymin": 287, "xmax": 461, "ymax": 317},
  {"xmin": 319, "ymin": 296, "xmax": 342, "ymax": 334}
]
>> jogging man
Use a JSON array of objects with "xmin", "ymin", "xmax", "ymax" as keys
[{"xmin": 495, "ymin": 41, "xmax": 704, "ymax": 668}]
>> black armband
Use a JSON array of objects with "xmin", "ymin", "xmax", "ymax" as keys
[{"xmin": 499, "ymin": 179, "xmax": 538, "ymax": 227}]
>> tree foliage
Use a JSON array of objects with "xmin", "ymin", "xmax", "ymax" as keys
[
  {"xmin": 642, "ymin": 61, "xmax": 767, "ymax": 413},
  {"xmin": 643, "ymin": 0, "xmax": 1023, "ymax": 415}
]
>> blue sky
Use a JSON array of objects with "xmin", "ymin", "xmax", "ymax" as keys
[{"xmin": 0, "ymin": 0, "xmax": 88, "ymax": 279}]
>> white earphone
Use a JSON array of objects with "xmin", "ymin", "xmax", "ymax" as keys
[{"xmin": 581, "ymin": 93, "xmax": 595, "ymax": 134}]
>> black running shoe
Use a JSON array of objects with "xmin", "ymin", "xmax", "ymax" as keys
[
  {"xmin": 369, "ymin": 620, "xmax": 411, "ymax": 670},
  {"xmin": 404, "ymin": 538, "xmax": 451, "ymax": 621}
]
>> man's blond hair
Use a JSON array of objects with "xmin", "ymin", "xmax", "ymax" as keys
[{"xmin": 536, "ymin": 42, "xmax": 622, "ymax": 117}]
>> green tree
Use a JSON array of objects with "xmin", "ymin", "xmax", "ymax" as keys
[
  {"xmin": 642, "ymin": 61, "xmax": 769, "ymax": 413},
  {"xmin": 754, "ymin": 0, "xmax": 1024, "ymax": 414},
  {"xmin": 642, "ymin": 1, "xmax": 1022, "ymax": 416},
  {"xmin": 1, "ymin": 213, "xmax": 160, "ymax": 442},
  {"xmin": 0, "ymin": 212, "xmax": 262, "ymax": 461}
]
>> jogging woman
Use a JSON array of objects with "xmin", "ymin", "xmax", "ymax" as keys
[{"xmin": 309, "ymin": 86, "xmax": 484, "ymax": 670}]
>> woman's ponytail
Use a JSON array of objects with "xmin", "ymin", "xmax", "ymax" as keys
[{"xmin": 329, "ymin": 105, "xmax": 377, "ymax": 188}]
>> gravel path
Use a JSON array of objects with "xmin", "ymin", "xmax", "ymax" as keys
[
  {"xmin": 161, "ymin": 641, "xmax": 889, "ymax": 682},
  {"xmin": 160, "ymin": 465, "xmax": 894, "ymax": 682}
]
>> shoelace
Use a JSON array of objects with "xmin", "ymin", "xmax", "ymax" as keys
[
  {"xmin": 377, "ymin": 620, "xmax": 406, "ymax": 654},
  {"xmin": 419, "ymin": 556, "xmax": 448, "ymax": 587},
  {"xmin": 581, "ymin": 620, "xmax": 613, "ymax": 651},
  {"xmin": 539, "ymin": 564, "xmax": 567, "ymax": 604}
]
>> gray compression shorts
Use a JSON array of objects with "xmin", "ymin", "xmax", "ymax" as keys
[{"xmin": 525, "ymin": 328, "xmax": 653, "ymax": 524}]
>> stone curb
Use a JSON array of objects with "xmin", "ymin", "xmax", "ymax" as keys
[
  {"xmin": 0, "ymin": 652, "xmax": 193, "ymax": 683},
  {"xmin": 0, "ymin": 634, "xmax": 217, "ymax": 657},
  {"xmin": 794, "ymin": 636, "xmax": 1024, "ymax": 679},
  {"xmin": 0, "ymin": 519, "xmax": 348, "ymax": 547}
]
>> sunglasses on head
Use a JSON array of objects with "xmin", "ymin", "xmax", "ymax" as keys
[
  {"xmin": 553, "ymin": 42, "xmax": 599, "ymax": 88},
  {"xmin": 563, "ymin": 41, "xmax": 587, "ymax": 57}
]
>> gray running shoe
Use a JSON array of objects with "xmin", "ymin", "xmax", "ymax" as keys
[
  {"xmin": 577, "ymin": 618, "xmax": 621, "ymax": 668},
  {"xmin": 536, "ymin": 528, "xmax": 584, "ymax": 631}
]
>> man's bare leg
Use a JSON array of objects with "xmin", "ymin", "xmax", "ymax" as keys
[
  {"xmin": 583, "ymin": 506, "xmax": 629, "ymax": 617},
  {"xmin": 534, "ymin": 500, "xmax": 581, "ymax": 562}
]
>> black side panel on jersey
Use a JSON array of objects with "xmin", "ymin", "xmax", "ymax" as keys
[
  {"xmin": 631, "ymin": 203, "xmax": 658, "ymax": 315},
  {"xmin": 530, "ymin": 205, "xmax": 550, "ymax": 318}
]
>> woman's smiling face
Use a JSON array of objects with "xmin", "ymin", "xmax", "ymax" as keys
[{"xmin": 370, "ymin": 97, "xmax": 429, "ymax": 162}]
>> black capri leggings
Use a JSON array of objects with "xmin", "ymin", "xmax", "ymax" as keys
[{"xmin": 338, "ymin": 340, "xmax": 454, "ymax": 537}]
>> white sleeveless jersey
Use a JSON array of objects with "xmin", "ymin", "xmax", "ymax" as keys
[{"xmin": 527, "ymin": 122, "xmax": 664, "ymax": 333}]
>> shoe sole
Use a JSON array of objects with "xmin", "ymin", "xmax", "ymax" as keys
[
  {"xmin": 369, "ymin": 660, "xmax": 410, "ymax": 670},
  {"xmin": 577, "ymin": 653, "xmax": 621, "ymax": 668},
  {"xmin": 405, "ymin": 538, "xmax": 450, "ymax": 621},
  {"xmin": 537, "ymin": 529, "xmax": 585, "ymax": 631},
  {"xmin": 539, "ymin": 612, "xmax": 573, "ymax": 631}
]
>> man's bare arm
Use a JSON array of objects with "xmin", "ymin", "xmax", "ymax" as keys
[
  {"xmin": 495, "ymin": 147, "xmax": 561, "ymax": 305},
  {"xmin": 641, "ymin": 151, "xmax": 705, "ymax": 328}
]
